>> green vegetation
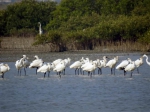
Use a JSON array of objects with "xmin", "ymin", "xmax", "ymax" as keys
[
  {"xmin": 0, "ymin": 0, "xmax": 150, "ymax": 51},
  {"xmin": 0, "ymin": 0, "xmax": 56, "ymax": 36}
]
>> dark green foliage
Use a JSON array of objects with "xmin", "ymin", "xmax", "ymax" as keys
[
  {"xmin": 10, "ymin": 28, "xmax": 37, "ymax": 37},
  {"xmin": 0, "ymin": 0, "xmax": 150, "ymax": 51},
  {"xmin": 138, "ymin": 30, "xmax": 150, "ymax": 44},
  {"xmin": 0, "ymin": 0, "xmax": 56, "ymax": 36}
]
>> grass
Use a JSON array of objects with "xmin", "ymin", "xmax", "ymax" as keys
[
  {"xmin": 94, "ymin": 40, "xmax": 150, "ymax": 53},
  {"xmin": 0, "ymin": 37, "xmax": 149, "ymax": 53}
]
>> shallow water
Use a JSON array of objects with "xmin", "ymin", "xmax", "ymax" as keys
[{"xmin": 0, "ymin": 52, "xmax": 150, "ymax": 112}]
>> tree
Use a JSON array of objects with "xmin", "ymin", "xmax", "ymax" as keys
[{"xmin": 0, "ymin": 0, "xmax": 57, "ymax": 36}]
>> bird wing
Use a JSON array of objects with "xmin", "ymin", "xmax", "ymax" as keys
[
  {"xmin": 116, "ymin": 60, "xmax": 129, "ymax": 70},
  {"xmin": 82, "ymin": 63, "xmax": 93, "ymax": 72},
  {"xmin": 70, "ymin": 61, "xmax": 81, "ymax": 68},
  {"xmin": 125, "ymin": 63, "xmax": 135, "ymax": 71},
  {"xmin": 29, "ymin": 59, "xmax": 43, "ymax": 68},
  {"xmin": 37, "ymin": 64, "xmax": 48, "ymax": 73},
  {"xmin": 54, "ymin": 63, "xmax": 65, "ymax": 72},
  {"xmin": 106, "ymin": 59, "xmax": 114, "ymax": 67}
]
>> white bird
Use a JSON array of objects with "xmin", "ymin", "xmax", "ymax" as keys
[
  {"xmin": 81, "ymin": 59, "xmax": 93, "ymax": 74},
  {"xmin": 38, "ymin": 22, "xmax": 43, "ymax": 36},
  {"xmin": 106, "ymin": 56, "xmax": 118, "ymax": 75},
  {"xmin": 63, "ymin": 58, "xmax": 71, "ymax": 67},
  {"xmin": 29, "ymin": 55, "xmax": 43, "ymax": 75},
  {"xmin": 53, "ymin": 61, "xmax": 66, "ymax": 78},
  {"xmin": 52, "ymin": 59, "xmax": 62, "ymax": 67},
  {"xmin": 124, "ymin": 61, "xmax": 135, "ymax": 77},
  {"xmin": 62, "ymin": 58, "xmax": 71, "ymax": 75},
  {"xmin": 82, "ymin": 62, "xmax": 97, "ymax": 78},
  {"xmin": 47, "ymin": 63, "xmax": 55, "ymax": 76},
  {"xmin": 143, "ymin": 54, "xmax": 150, "ymax": 66},
  {"xmin": 81, "ymin": 57, "xmax": 90, "ymax": 63},
  {"xmin": 116, "ymin": 58, "xmax": 131, "ymax": 76},
  {"xmin": 0, "ymin": 63, "xmax": 10, "ymax": 79},
  {"xmin": 22, "ymin": 55, "xmax": 30, "ymax": 75},
  {"xmin": 97, "ymin": 56, "xmax": 108, "ymax": 75},
  {"xmin": 70, "ymin": 60, "xmax": 83, "ymax": 75},
  {"xmin": 81, "ymin": 59, "xmax": 91, "ymax": 69},
  {"xmin": 92, "ymin": 59, "xmax": 100, "ymax": 75},
  {"xmin": 37, "ymin": 63, "xmax": 53, "ymax": 78},
  {"xmin": 134, "ymin": 56, "xmax": 143, "ymax": 73},
  {"xmin": 15, "ymin": 57, "xmax": 25, "ymax": 75}
]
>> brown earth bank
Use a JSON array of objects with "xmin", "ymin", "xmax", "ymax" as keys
[{"xmin": 0, "ymin": 37, "xmax": 150, "ymax": 54}]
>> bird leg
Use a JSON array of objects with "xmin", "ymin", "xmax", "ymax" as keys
[
  {"xmin": 114, "ymin": 67, "xmax": 115, "ymax": 75},
  {"xmin": 131, "ymin": 71, "xmax": 133, "ymax": 78},
  {"xmin": 90, "ymin": 72, "xmax": 92, "ymax": 78},
  {"xmin": 24, "ymin": 68, "xmax": 26, "ymax": 76},
  {"xmin": 78, "ymin": 68, "xmax": 80, "ymax": 75},
  {"xmin": 124, "ymin": 70, "xmax": 126, "ymax": 76},
  {"xmin": 63, "ymin": 69, "xmax": 65, "ymax": 75},
  {"xmin": 100, "ymin": 68, "xmax": 102, "ymax": 75},
  {"xmin": 98, "ymin": 68, "xmax": 102, "ymax": 75},
  {"xmin": 36, "ymin": 67, "xmax": 38, "ymax": 75},
  {"xmin": 59, "ymin": 72, "xmax": 61, "ymax": 78},
  {"xmin": 18, "ymin": 69, "xmax": 19, "ymax": 75},
  {"xmin": 48, "ymin": 71, "xmax": 50, "ymax": 77},
  {"xmin": 137, "ymin": 68, "xmax": 139, "ymax": 74},
  {"xmin": 20, "ymin": 69, "xmax": 21, "ymax": 76},
  {"xmin": 111, "ymin": 68, "xmax": 113, "ymax": 75},
  {"xmin": 80, "ymin": 68, "xmax": 82, "ymax": 75},
  {"xmin": 75, "ymin": 68, "xmax": 77, "ymax": 75},
  {"xmin": 44, "ymin": 72, "xmax": 46, "ymax": 78},
  {"xmin": 1, "ymin": 73, "xmax": 4, "ymax": 79}
]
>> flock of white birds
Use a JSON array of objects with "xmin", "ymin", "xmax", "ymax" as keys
[{"xmin": 0, "ymin": 54, "xmax": 150, "ymax": 79}]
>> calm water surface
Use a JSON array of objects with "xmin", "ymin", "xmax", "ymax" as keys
[{"xmin": 0, "ymin": 52, "xmax": 150, "ymax": 112}]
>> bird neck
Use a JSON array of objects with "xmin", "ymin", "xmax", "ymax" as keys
[
  {"xmin": 145, "ymin": 56, "xmax": 150, "ymax": 65},
  {"xmin": 39, "ymin": 24, "xmax": 41, "ymax": 31}
]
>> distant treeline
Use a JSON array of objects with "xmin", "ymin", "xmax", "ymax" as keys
[{"xmin": 0, "ymin": 0, "xmax": 150, "ymax": 51}]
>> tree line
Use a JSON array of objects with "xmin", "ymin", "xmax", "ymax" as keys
[{"xmin": 0, "ymin": 0, "xmax": 150, "ymax": 51}]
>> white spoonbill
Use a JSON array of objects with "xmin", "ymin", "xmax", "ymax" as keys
[
  {"xmin": 53, "ymin": 61, "xmax": 66, "ymax": 78},
  {"xmin": 0, "ymin": 63, "xmax": 10, "ymax": 79},
  {"xmin": 64, "ymin": 58, "xmax": 71, "ymax": 67},
  {"xmin": 52, "ymin": 59, "xmax": 62, "ymax": 67},
  {"xmin": 81, "ymin": 59, "xmax": 91, "ymax": 74},
  {"xmin": 106, "ymin": 56, "xmax": 118, "ymax": 75},
  {"xmin": 82, "ymin": 57, "xmax": 90, "ymax": 64},
  {"xmin": 124, "ymin": 61, "xmax": 135, "ymax": 78},
  {"xmin": 22, "ymin": 55, "xmax": 30, "ymax": 75},
  {"xmin": 82, "ymin": 62, "xmax": 97, "ymax": 78},
  {"xmin": 143, "ymin": 54, "xmax": 150, "ymax": 66},
  {"xmin": 37, "ymin": 63, "xmax": 53, "ymax": 78},
  {"xmin": 47, "ymin": 63, "xmax": 55, "ymax": 76},
  {"xmin": 62, "ymin": 58, "xmax": 71, "ymax": 75},
  {"xmin": 29, "ymin": 55, "xmax": 43, "ymax": 75},
  {"xmin": 15, "ymin": 56, "xmax": 25, "ymax": 75},
  {"xmin": 81, "ymin": 58, "xmax": 90, "ymax": 69},
  {"xmin": 70, "ymin": 60, "xmax": 83, "ymax": 75},
  {"xmin": 134, "ymin": 56, "xmax": 143, "ymax": 74},
  {"xmin": 116, "ymin": 58, "xmax": 131, "ymax": 76},
  {"xmin": 98, "ymin": 56, "xmax": 108, "ymax": 75},
  {"xmin": 92, "ymin": 59, "xmax": 100, "ymax": 75}
]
